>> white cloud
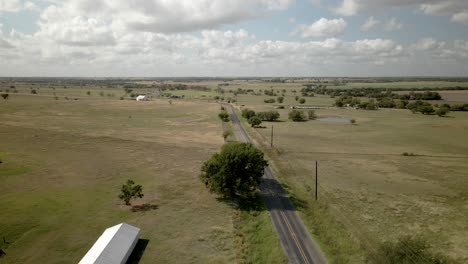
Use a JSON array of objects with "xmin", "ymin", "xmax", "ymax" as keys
[
  {"xmin": 411, "ymin": 38, "xmax": 445, "ymax": 51},
  {"xmin": 293, "ymin": 18, "xmax": 347, "ymax": 38},
  {"xmin": 333, "ymin": 0, "xmax": 359, "ymax": 16},
  {"xmin": 360, "ymin": 16, "xmax": 380, "ymax": 32},
  {"xmin": 0, "ymin": 0, "xmax": 22, "ymax": 12},
  {"xmin": 24, "ymin": 1, "xmax": 39, "ymax": 11},
  {"xmin": 333, "ymin": 0, "xmax": 468, "ymax": 26},
  {"xmin": 451, "ymin": 11, "xmax": 468, "ymax": 25},
  {"xmin": 384, "ymin": 18, "xmax": 403, "ymax": 31}
]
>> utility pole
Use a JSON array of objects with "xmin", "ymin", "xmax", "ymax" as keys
[
  {"xmin": 270, "ymin": 125, "xmax": 274, "ymax": 147},
  {"xmin": 315, "ymin": 160, "xmax": 318, "ymax": 200}
]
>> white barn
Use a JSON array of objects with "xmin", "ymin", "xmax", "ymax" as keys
[
  {"xmin": 135, "ymin": 95, "xmax": 148, "ymax": 101},
  {"xmin": 79, "ymin": 223, "xmax": 140, "ymax": 264}
]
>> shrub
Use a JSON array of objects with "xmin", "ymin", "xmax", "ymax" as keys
[
  {"xmin": 299, "ymin": 98, "xmax": 306, "ymax": 104},
  {"xmin": 277, "ymin": 96, "xmax": 284, "ymax": 103},
  {"xmin": 241, "ymin": 109, "xmax": 256, "ymax": 119},
  {"xmin": 222, "ymin": 129, "xmax": 233, "ymax": 140},
  {"xmin": 248, "ymin": 116, "xmax": 262, "ymax": 127},
  {"xmin": 218, "ymin": 111, "xmax": 230, "ymax": 122},
  {"xmin": 31, "ymin": 89, "xmax": 37, "ymax": 94},
  {"xmin": 436, "ymin": 107, "xmax": 450, "ymax": 117},
  {"xmin": 257, "ymin": 111, "xmax": 280, "ymax": 121},
  {"xmin": 289, "ymin": 110, "xmax": 306, "ymax": 122},
  {"xmin": 350, "ymin": 119, "xmax": 356, "ymax": 124},
  {"xmin": 264, "ymin": 98, "xmax": 276, "ymax": 103},
  {"xmin": 118, "ymin": 179, "xmax": 144, "ymax": 206},
  {"xmin": 369, "ymin": 236, "xmax": 449, "ymax": 264},
  {"xmin": 307, "ymin": 110, "xmax": 317, "ymax": 120},
  {"xmin": 1, "ymin": 93, "xmax": 8, "ymax": 100}
]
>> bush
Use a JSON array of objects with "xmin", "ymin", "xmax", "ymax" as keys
[
  {"xmin": 299, "ymin": 98, "xmax": 306, "ymax": 104},
  {"xmin": 264, "ymin": 98, "xmax": 276, "ymax": 103},
  {"xmin": 118, "ymin": 179, "xmax": 144, "ymax": 206},
  {"xmin": 436, "ymin": 107, "xmax": 450, "ymax": 117},
  {"xmin": 350, "ymin": 119, "xmax": 356, "ymax": 124},
  {"xmin": 277, "ymin": 96, "xmax": 284, "ymax": 103},
  {"xmin": 307, "ymin": 110, "xmax": 317, "ymax": 120},
  {"xmin": 248, "ymin": 116, "xmax": 262, "ymax": 127},
  {"xmin": 86, "ymin": 91, "xmax": 91, "ymax": 95},
  {"xmin": 257, "ymin": 111, "xmax": 280, "ymax": 121},
  {"xmin": 218, "ymin": 111, "xmax": 230, "ymax": 122},
  {"xmin": 241, "ymin": 109, "xmax": 256, "ymax": 119},
  {"xmin": 1, "ymin": 93, "xmax": 8, "ymax": 100},
  {"xmin": 120, "ymin": 96, "xmax": 124, "ymax": 100},
  {"xmin": 222, "ymin": 129, "xmax": 233, "ymax": 140},
  {"xmin": 289, "ymin": 110, "xmax": 306, "ymax": 122},
  {"xmin": 31, "ymin": 89, "xmax": 37, "ymax": 94},
  {"xmin": 369, "ymin": 236, "xmax": 449, "ymax": 264}
]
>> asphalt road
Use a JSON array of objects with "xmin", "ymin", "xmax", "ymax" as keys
[{"xmin": 225, "ymin": 104, "xmax": 327, "ymax": 264}]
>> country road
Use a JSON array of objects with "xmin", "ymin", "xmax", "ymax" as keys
[{"xmin": 225, "ymin": 104, "xmax": 327, "ymax": 264}]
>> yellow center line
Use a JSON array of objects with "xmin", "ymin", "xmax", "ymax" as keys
[{"xmin": 280, "ymin": 210, "xmax": 310, "ymax": 264}]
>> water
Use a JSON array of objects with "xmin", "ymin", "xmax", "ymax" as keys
[{"xmin": 317, "ymin": 117, "xmax": 352, "ymax": 123}]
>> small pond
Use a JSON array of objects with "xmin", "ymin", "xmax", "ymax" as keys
[{"xmin": 317, "ymin": 117, "xmax": 352, "ymax": 123}]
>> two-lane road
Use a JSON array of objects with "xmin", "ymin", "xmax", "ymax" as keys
[{"xmin": 225, "ymin": 104, "xmax": 327, "ymax": 264}]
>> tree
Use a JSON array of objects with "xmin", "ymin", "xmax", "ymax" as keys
[
  {"xmin": 257, "ymin": 111, "xmax": 280, "ymax": 121},
  {"xmin": 436, "ymin": 107, "xmax": 450, "ymax": 117},
  {"xmin": 299, "ymin": 98, "xmax": 306, "ymax": 104},
  {"xmin": 200, "ymin": 142, "xmax": 268, "ymax": 197},
  {"xmin": 1, "ymin": 93, "xmax": 8, "ymax": 100},
  {"xmin": 419, "ymin": 105, "xmax": 435, "ymax": 115},
  {"xmin": 289, "ymin": 110, "xmax": 306, "ymax": 122},
  {"xmin": 241, "ymin": 109, "xmax": 256, "ymax": 119},
  {"xmin": 86, "ymin": 91, "xmax": 91, "ymax": 96},
  {"xmin": 118, "ymin": 179, "xmax": 144, "ymax": 205},
  {"xmin": 223, "ymin": 129, "xmax": 233, "ymax": 140},
  {"xmin": 295, "ymin": 96, "xmax": 299, "ymax": 101},
  {"xmin": 277, "ymin": 96, "xmax": 284, "ymax": 103},
  {"xmin": 307, "ymin": 110, "xmax": 317, "ymax": 120},
  {"xmin": 248, "ymin": 116, "xmax": 262, "ymax": 127},
  {"xmin": 218, "ymin": 111, "xmax": 230, "ymax": 122}
]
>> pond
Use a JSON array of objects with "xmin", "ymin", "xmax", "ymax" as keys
[{"xmin": 317, "ymin": 117, "xmax": 352, "ymax": 123}]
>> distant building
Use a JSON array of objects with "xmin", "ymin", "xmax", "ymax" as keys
[
  {"xmin": 136, "ymin": 95, "xmax": 148, "ymax": 101},
  {"xmin": 79, "ymin": 223, "xmax": 140, "ymax": 264}
]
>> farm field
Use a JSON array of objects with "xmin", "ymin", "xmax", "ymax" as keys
[
  {"xmin": 327, "ymin": 81, "xmax": 468, "ymax": 89},
  {"xmin": 0, "ymin": 94, "xmax": 284, "ymax": 263},
  {"xmin": 237, "ymin": 95, "xmax": 468, "ymax": 263}
]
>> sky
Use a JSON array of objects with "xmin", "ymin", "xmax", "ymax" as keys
[{"xmin": 0, "ymin": 0, "xmax": 468, "ymax": 77}]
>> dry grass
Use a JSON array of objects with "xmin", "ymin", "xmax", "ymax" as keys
[{"xmin": 0, "ymin": 96, "xmax": 242, "ymax": 263}]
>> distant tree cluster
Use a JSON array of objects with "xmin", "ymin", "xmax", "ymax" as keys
[
  {"xmin": 242, "ymin": 108, "xmax": 280, "ymax": 127},
  {"xmin": 335, "ymin": 96, "xmax": 378, "ymax": 110}
]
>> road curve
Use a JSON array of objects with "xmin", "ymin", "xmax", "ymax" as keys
[{"xmin": 225, "ymin": 104, "xmax": 327, "ymax": 264}]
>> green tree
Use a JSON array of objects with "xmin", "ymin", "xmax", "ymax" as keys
[
  {"xmin": 257, "ymin": 111, "xmax": 280, "ymax": 121},
  {"xmin": 307, "ymin": 110, "xmax": 317, "ymax": 120},
  {"xmin": 118, "ymin": 179, "xmax": 144, "ymax": 206},
  {"xmin": 200, "ymin": 142, "xmax": 268, "ymax": 197},
  {"xmin": 248, "ymin": 116, "xmax": 262, "ymax": 127},
  {"xmin": 289, "ymin": 110, "xmax": 306, "ymax": 122},
  {"xmin": 222, "ymin": 129, "xmax": 233, "ymax": 140},
  {"xmin": 277, "ymin": 96, "xmax": 284, "ymax": 103},
  {"xmin": 218, "ymin": 111, "xmax": 230, "ymax": 122},
  {"xmin": 295, "ymin": 96, "xmax": 299, "ymax": 101},
  {"xmin": 1, "ymin": 93, "xmax": 8, "ymax": 100},
  {"xmin": 436, "ymin": 107, "xmax": 450, "ymax": 117},
  {"xmin": 241, "ymin": 109, "xmax": 256, "ymax": 119},
  {"xmin": 299, "ymin": 98, "xmax": 306, "ymax": 104}
]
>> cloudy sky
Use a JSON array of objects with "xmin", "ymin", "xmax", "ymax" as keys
[{"xmin": 1, "ymin": 0, "xmax": 468, "ymax": 77}]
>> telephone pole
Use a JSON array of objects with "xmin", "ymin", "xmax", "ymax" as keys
[
  {"xmin": 270, "ymin": 125, "xmax": 274, "ymax": 147},
  {"xmin": 315, "ymin": 160, "xmax": 318, "ymax": 200}
]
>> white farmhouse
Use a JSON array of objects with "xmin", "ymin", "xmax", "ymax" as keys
[
  {"xmin": 135, "ymin": 95, "xmax": 148, "ymax": 101},
  {"xmin": 79, "ymin": 223, "xmax": 140, "ymax": 264}
]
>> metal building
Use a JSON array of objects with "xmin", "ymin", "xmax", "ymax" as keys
[{"xmin": 79, "ymin": 223, "xmax": 140, "ymax": 264}]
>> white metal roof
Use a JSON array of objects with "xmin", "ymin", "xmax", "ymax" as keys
[{"xmin": 79, "ymin": 223, "xmax": 140, "ymax": 264}]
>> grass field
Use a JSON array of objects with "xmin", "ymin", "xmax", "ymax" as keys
[
  {"xmin": 0, "ymin": 95, "xmax": 284, "ymax": 263},
  {"xmin": 237, "ymin": 95, "xmax": 468, "ymax": 263},
  {"xmin": 327, "ymin": 81, "xmax": 468, "ymax": 89}
]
